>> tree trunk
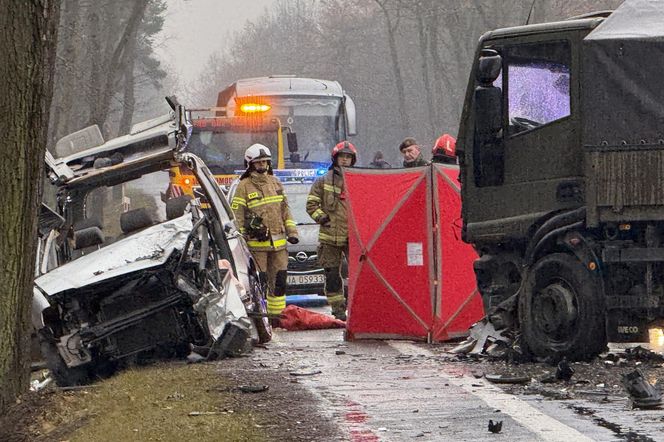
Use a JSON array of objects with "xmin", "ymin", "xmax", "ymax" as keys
[{"xmin": 0, "ymin": 0, "xmax": 60, "ymax": 415}]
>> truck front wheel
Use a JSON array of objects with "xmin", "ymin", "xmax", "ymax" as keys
[{"xmin": 519, "ymin": 253, "xmax": 605, "ymax": 361}]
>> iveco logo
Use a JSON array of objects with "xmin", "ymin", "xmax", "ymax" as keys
[{"xmin": 296, "ymin": 252, "xmax": 308, "ymax": 262}]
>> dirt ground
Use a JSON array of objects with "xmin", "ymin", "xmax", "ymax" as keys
[{"xmin": 0, "ymin": 357, "xmax": 341, "ymax": 442}]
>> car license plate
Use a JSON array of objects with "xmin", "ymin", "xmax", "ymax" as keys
[{"xmin": 288, "ymin": 274, "xmax": 325, "ymax": 285}]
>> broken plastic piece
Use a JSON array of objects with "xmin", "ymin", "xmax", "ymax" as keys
[
  {"xmin": 208, "ymin": 321, "xmax": 251, "ymax": 359},
  {"xmin": 239, "ymin": 385, "xmax": 269, "ymax": 393},
  {"xmin": 485, "ymin": 374, "xmax": 530, "ymax": 385},
  {"xmin": 556, "ymin": 358, "xmax": 574, "ymax": 381},
  {"xmin": 488, "ymin": 419, "xmax": 503, "ymax": 433},
  {"xmin": 622, "ymin": 369, "xmax": 662, "ymax": 409},
  {"xmin": 289, "ymin": 369, "xmax": 322, "ymax": 376}
]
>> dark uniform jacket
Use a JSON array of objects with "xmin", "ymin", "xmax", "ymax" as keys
[{"xmin": 403, "ymin": 153, "xmax": 429, "ymax": 168}]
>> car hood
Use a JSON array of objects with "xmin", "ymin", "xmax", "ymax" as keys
[
  {"xmin": 287, "ymin": 223, "xmax": 319, "ymax": 253},
  {"xmin": 35, "ymin": 215, "xmax": 193, "ymax": 297}
]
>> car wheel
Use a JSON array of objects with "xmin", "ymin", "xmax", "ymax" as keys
[
  {"xmin": 519, "ymin": 253, "xmax": 606, "ymax": 361},
  {"xmin": 40, "ymin": 339, "xmax": 90, "ymax": 386}
]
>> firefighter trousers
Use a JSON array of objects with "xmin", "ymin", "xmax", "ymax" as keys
[
  {"xmin": 252, "ymin": 249, "xmax": 288, "ymax": 315},
  {"xmin": 318, "ymin": 243, "xmax": 348, "ymax": 314}
]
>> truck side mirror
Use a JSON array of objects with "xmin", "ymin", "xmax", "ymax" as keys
[
  {"xmin": 287, "ymin": 132, "xmax": 298, "ymax": 153},
  {"xmin": 476, "ymin": 49, "xmax": 502, "ymax": 84},
  {"xmin": 473, "ymin": 49, "xmax": 504, "ymax": 187}
]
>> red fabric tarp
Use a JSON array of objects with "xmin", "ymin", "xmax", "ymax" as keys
[
  {"xmin": 344, "ymin": 164, "xmax": 483, "ymax": 341},
  {"xmin": 279, "ymin": 305, "xmax": 346, "ymax": 331}
]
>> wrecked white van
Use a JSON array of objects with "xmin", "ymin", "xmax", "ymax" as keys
[{"xmin": 33, "ymin": 100, "xmax": 271, "ymax": 386}]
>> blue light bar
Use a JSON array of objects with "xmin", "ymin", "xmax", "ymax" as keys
[{"xmin": 233, "ymin": 168, "xmax": 326, "ymax": 183}]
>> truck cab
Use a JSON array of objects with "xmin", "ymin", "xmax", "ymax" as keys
[{"xmin": 458, "ymin": 2, "xmax": 664, "ymax": 360}]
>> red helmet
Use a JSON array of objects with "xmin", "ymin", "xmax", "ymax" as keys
[
  {"xmin": 433, "ymin": 134, "xmax": 456, "ymax": 157},
  {"xmin": 331, "ymin": 141, "xmax": 357, "ymax": 165}
]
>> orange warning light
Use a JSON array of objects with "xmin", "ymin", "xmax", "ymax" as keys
[{"xmin": 240, "ymin": 103, "xmax": 271, "ymax": 113}]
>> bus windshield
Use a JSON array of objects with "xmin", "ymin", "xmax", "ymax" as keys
[
  {"xmin": 187, "ymin": 130, "xmax": 279, "ymax": 175},
  {"xmin": 250, "ymin": 97, "xmax": 343, "ymax": 165}
]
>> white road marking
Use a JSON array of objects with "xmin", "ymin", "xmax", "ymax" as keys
[{"xmin": 387, "ymin": 341, "xmax": 595, "ymax": 442}]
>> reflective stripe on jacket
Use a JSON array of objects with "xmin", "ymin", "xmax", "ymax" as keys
[
  {"xmin": 232, "ymin": 171, "xmax": 297, "ymax": 251},
  {"xmin": 306, "ymin": 167, "xmax": 348, "ymax": 246}
]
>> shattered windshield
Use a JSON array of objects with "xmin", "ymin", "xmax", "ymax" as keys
[
  {"xmin": 504, "ymin": 40, "xmax": 571, "ymax": 135},
  {"xmin": 508, "ymin": 62, "xmax": 570, "ymax": 127}
]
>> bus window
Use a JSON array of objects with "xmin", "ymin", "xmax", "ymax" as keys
[
  {"xmin": 188, "ymin": 130, "xmax": 280, "ymax": 175},
  {"xmin": 259, "ymin": 97, "xmax": 341, "ymax": 165}
]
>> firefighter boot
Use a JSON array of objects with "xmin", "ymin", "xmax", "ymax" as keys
[
  {"xmin": 327, "ymin": 292, "xmax": 347, "ymax": 321},
  {"xmin": 267, "ymin": 295, "xmax": 286, "ymax": 328}
]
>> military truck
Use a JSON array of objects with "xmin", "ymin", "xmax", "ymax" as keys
[{"xmin": 457, "ymin": 0, "xmax": 664, "ymax": 360}]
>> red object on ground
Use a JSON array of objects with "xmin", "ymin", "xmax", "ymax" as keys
[
  {"xmin": 279, "ymin": 305, "xmax": 346, "ymax": 331},
  {"xmin": 344, "ymin": 164, "xmax": 482, "ymax": 341}
]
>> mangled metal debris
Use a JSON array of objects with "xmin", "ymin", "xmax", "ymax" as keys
[{"xmin": 449, "ymin": 318, "xmax": 514, "ymax": 358}]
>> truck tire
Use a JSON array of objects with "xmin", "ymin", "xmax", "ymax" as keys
[
  {"xmin": 519, "ymin": 253, "xmax": 606, "ymax": 361},
  {"xmin": 40, "ymin": 340, "xmax": 90, "ymax": 386}
]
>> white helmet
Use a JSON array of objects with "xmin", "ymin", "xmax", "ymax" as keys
[{"xmin": 244, "ymin": 143, "xmax": 272, "ymax": 164}]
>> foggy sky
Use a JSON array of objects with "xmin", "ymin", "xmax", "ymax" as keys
[{"xmin": 156, "ymin": 0, "xmax": 276, "ymax": 84}]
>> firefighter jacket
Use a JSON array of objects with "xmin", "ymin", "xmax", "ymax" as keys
[
  {"xmin": 231, "ymin": 171, "xmax": 297, "ymax": 251},
  {"xmin": 403, "ymin": 153, "xmax": 429, "ymax": 168},
  {"xmin": 306, "ymin": 167, "xmax": 348, "ymax": 247}
]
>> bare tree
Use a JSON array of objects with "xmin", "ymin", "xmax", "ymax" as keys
[
  {"xmin": 0, "ymin": 0, "xmax": 60, "ymax": 414},
  {"xmin": 49, "ymin": 0, "xmax": 167, "ymax": 145},
  {"xmin": 374, "ymin": 0, "xmax": 410, "ymax": 135}
]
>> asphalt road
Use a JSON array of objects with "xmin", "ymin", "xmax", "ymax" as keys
[{"xmin": 253, "ymin": 321, "xmax": 664, "ymax": 441}]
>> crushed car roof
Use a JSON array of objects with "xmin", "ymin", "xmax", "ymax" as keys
[
  {"xmin": 47, "ymin": 113, "xmax": 179, "ymax": 185},
  {"xmin": 34, "ymin": 215, "xmax": 192, "ymax": 296}
]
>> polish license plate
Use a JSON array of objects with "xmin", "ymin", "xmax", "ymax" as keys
[{"xmin": 288, "ymin": 274, "xmax": 325, "ymax": 285}]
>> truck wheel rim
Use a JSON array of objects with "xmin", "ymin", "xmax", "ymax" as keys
[{"xmin": 533, "ymin": 281, "xmax": 578, "ymax": 339}]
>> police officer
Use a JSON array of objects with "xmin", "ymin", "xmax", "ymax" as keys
[
  {"xmin": 231, "ymin": 144, "xmax": 298, "ymax": 320},
  {"xmin": 306, "ymin": 141, "xmax": 357, "ymax": 320}
]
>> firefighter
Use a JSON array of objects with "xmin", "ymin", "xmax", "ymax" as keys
[
  {"xmin": 399, "ymin": 137, "xmax": 429, "ymax": 167},
  {"xmin": 306, "ymin": 141, "xmax": 357, "ymax": 321},
  {"xmin": 231, "ymin": 144, "xmax": 299, "ymax": 321},
  {"xmin": 431, "ymin": 134, "xmax": 457, "ymax": 165}
]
